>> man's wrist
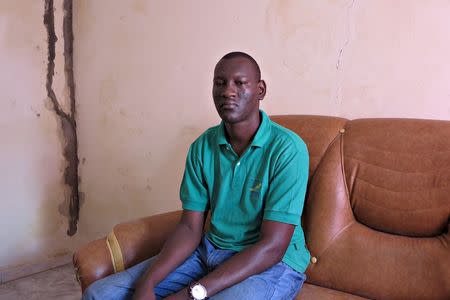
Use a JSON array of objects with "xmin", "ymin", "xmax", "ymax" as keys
[
  {"xmin": 188, "ymin": 282, "xmax": 208, "ymax": 300},
  {"xmin": 135, "ymin": 275, "xmax": 157, "ymax": 294}
]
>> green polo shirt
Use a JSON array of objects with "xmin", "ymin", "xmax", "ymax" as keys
[{"xmin": 180, "ymin": 110, "xmax": 310, "ymax": 273}]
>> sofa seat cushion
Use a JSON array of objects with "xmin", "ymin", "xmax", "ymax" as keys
[{"xmin": 297, "ymin": 283, "xmax": 369, "ymax": 299}]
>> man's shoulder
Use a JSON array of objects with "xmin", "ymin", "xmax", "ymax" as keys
[
  {"xmin": 189, "ymin": 124, "xmax": 220, "ymax": 154},
  {"xmin": 268, "ymin": 120, "xmax": 308, "ymax": 153}
]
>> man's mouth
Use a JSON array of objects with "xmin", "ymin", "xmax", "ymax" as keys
[{"xmin": 221, "ymin": 102, "xmax": 238, "ymax": 110}]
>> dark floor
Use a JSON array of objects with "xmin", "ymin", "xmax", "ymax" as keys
[{"xmin": 0, "ymin": 264, "xmax": 81, "ymax": 300}]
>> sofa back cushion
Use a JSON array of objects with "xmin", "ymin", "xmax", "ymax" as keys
[
  {"xmin": 303, "ymin": 118, "xmax": 450, "ymax": 300},
  {"xmin": 271, "ymin": 115, "xmax": 347, "ymax": 178},
  {"xmin": 344, "ymin": 119, "xmax": 450, "ymax": 237}
]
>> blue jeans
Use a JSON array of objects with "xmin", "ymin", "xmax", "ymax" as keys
[{"xmin": 83, "ymin": 236, "xmax": 306, "ymax": 300}]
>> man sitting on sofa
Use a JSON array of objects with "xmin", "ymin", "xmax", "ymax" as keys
[{"xmin": 83, "ymin": 52, "xmax": 310, "ymax": 300}]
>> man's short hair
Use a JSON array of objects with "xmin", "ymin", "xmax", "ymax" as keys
[{"xmin": 220, "ymin": 52, "xmax": 261, "ymax": 81}]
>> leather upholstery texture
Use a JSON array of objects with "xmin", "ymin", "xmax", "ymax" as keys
[
  {"xmin": 73, "ymin": 116, "xmax": 450, "ymax": 299},
  {"xmin": 73, "ymin": 211, "xmax": 181, "ymax": 291}
]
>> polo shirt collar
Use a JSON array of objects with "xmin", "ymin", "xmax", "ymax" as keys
[
  {"xmin": 251, "ymin": 110, "xmax": 271, "ymax": 147},
  {"xmin": 216, "ymin": 110, "xmax": 271, "ymax": 148}
]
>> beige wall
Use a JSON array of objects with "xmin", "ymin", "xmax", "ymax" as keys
[
  {"xmin": 1, "ymin": 0, "xmax": 450, "ymax": 277},
  {"xmin": 75, "ymin": 0, "xmax": 450, "ymax": 241}
]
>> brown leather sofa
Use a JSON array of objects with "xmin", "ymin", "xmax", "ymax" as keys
[{"xmin": 74, "ymin": 115, "xmax": 450, "ymax": 299}]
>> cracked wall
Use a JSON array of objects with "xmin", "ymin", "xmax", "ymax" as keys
[
  {"xmin": 263, "ymin": 0, "xmax": 450, "ymax": 119},
  {"xmin": 44, "ymin": 0, "xmax": 79, "ymax": 236},
  {"xmin": 0, "ymin": 0, "xmax": 85, "ymax": 281}
]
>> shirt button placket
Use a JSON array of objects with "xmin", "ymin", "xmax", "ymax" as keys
[{"xmin": 232, "ymin": 160, "xmax": 241, "ymax": 186}]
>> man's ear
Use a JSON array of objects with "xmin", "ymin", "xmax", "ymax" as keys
[{"xmin": 257, "ymin": 80, "xmax": 267, "ymax": 101}]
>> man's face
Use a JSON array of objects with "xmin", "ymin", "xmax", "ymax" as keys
[{"xmin": 212, "ymin": 57, "xmax": 264, "ymax": 124}]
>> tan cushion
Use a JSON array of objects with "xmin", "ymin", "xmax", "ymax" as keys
[
  {"xmin": 271, "ymin": 115, "xmax": 347, "ymax": 179},
  {"xmin": 303, "ymin": 119, "xmax": 450, "ymax": 300},
  {"xmin": 344, "ymin": 119, "xmax": 450, "ymax": 236},
  {"xmin": 296, "ymin": 283, "xmax": 369, "ymax": 299},
  {"xmin": 73, "ymin": 211, "xmax": 181, "ymax": 291}
]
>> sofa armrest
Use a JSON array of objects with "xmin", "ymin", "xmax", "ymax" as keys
[{"xmin": 73, "ymin": 210, "xmax": 182, "ymax": 291}]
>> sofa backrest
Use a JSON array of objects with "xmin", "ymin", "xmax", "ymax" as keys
[
  {"xmin": 298, "ymin": 118, "xmax": 450, "ymax": 300},
  {"xmin": 271, "ymin": 115, "xmax": 348, "ymax": 178}
]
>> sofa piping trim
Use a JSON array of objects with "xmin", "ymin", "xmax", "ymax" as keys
[{"xmin": 106, "ymin": 230, "xmax": 125, "ymax": 273}]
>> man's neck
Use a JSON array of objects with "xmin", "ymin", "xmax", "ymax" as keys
[{"xmin": 224, "ymin": 113, "xmax": 261, "ymax": 156}]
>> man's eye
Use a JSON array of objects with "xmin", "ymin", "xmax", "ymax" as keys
[
  {"xmin": 236, "ymin": 81, "xmax": 245, "ymax": 85},
  {"xmin": 214, "ymin": 80, "xmax": 225, "ymax": 86}
]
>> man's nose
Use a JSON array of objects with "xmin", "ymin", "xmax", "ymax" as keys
[{"xmin": 222, "ymin": 82, "xmax": 237, "ymax": 98}]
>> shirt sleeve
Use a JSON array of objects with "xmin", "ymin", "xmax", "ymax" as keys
[
  {"xmin": 263, "ymin": 141, "xmax": 309, "ymax": 225},
  {"xmin": 179, "ymin": 143, "xmax": 209, "ymax": 211}
]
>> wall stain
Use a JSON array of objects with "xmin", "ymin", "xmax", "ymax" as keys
[
  {"xmin": 30, "ymin": 106, "xmax": 41, "ymax": 117},
  {"xmin": 132, "ymin": 0, "xmax": 149, "ymax": 14},
  {"xmin": 44, "ymin": 0, "xmax": 80, "ymax": 236},
  {"xmin": 265, "ymin": 0, "xmax": 309, "ymax": 42}
]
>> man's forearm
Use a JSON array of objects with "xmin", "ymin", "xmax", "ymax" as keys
[
  {"xmin": 133, "ymin": 210, "xmax": 205, "ymax": 300},
  {"xmin": 139, "ymin": 223, "xmax": 202, "ymax": 287},
  {"xmin": 197, "ymin": 241, "xmax": 284, "ymax": 296},
  {"xmin": 166, "ymin": 220, "xmax": 294, "ymax": 300}
]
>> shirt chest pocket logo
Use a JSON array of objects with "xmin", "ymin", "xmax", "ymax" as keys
[
  {"xmin": 250, "ymin": 182, "xmax": 261, "ymax": 192},
  {"xmin": 249, "ymin": 179, "xmax": 262, "ymax": 202}
]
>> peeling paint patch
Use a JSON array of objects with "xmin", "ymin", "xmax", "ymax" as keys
[{"xmin": 44, "ymin": 0, "xmax": 79, "ymax": 236}]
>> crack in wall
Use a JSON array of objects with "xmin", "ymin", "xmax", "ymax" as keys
[
  {"xmin": 44, "ymin": 0, "xmax": 79, "ymax": 236},
  {"xmin": 336, "ymin": 0, "xmax": 355, "ymax": 71},
  {"xmin": 335, "ymin": 0, "xmax": 356, "ymax": 113}
]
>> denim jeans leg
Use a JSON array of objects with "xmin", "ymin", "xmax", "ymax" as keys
[
  {"xmin": 210, "ymin": 262, "xmax": 306, "ymax": 300},
  {"xmin": 82, "ymin": 255, "xmax": 156, "ymax": 300},
  {"xmin": 201, "ymin": 235, "xmax": 237, "ymax": 271},
  {"xmin": 154, "ymin": 245, "xmax": 208, "ymax": 299},
  {"xmin": 83, "ymin": 240, "xmax": 208, "ymax": 300}
]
